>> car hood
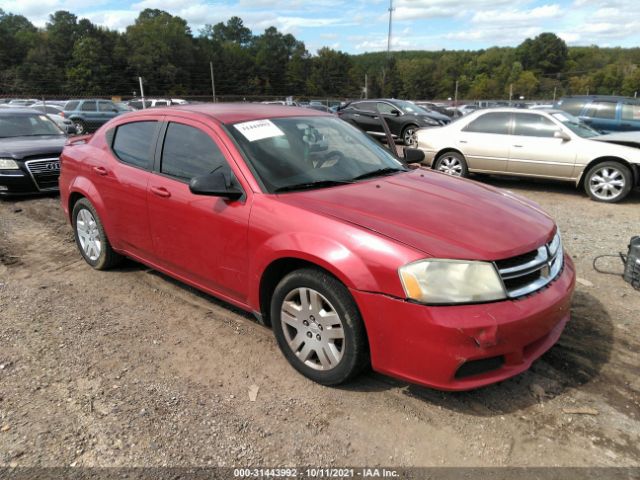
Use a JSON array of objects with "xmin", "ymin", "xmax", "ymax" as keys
[
  {"xmin": 592, "ymin": 131, "xmax": 640, "ymax": 149},
  {"xmin": 0, "ymin": 135, "xmax": 66, "ymax": 160},
  {"xmin": 418, "ymin": 111, "xmax": 450, "ymax": 122},
  {"xmin": 275, "ymin": 170, "xmax": 555, "ymax": 261}
]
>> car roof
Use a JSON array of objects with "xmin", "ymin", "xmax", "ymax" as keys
[
  {"xmin": 121, "ymin": 103, "xmax": 330, "ymax": 124},
  {"xmin": 468, "ymin": 107, "xmax": 565, "ymax": 114},
  {"xmin": 0, "ymin": 108, "xmax": 44, "ymax": 116}
]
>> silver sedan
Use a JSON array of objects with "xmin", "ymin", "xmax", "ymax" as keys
[{"xmin": 416, "ymin": 108, "xmax": 640, "ymax": 203}]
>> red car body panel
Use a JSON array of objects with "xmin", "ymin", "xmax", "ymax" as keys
[{"xmin": 59, "ymin": 104, "xmax": 576, "ymax": 390}]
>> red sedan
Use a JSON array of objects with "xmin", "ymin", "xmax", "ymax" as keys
[{"xmin": 59, "ymin": 104, "xmax": 575, "ymax": 391}]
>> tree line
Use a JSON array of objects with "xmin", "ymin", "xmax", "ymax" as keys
[{"xmin": 2, "ymin": 8, "xmax": 640, "ymax": 100}]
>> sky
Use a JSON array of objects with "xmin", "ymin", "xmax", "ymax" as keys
[{"xmin": 1, "ymin": 0, "xmax": 640, "ymax": 54}]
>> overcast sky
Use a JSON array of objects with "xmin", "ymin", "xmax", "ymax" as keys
[{"xmin": 1, "ymin": 0, "xmax": 639, "ymax": 54}]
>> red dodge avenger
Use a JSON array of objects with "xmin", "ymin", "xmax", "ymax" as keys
[{"xmin": 59, "ymin": 104, "xmax": 575, "ymax": 390}]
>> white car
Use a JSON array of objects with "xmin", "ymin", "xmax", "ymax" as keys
[{"xmin": 416, "ymin": 108, "xmax": 640, "ymax": 203}]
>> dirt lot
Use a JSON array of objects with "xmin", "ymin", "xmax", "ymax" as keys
[{"xmin": 0, "ymin": 176, "xmax": 639, "ymax": 468}]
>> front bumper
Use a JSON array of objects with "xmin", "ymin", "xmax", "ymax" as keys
[
  {"xmin": 352, "ymin": 254, "xmax": 575, "ymax": 391},
  {"xmin": 0, "ymin": 169, "xmax": 40, "ymax": 195}
]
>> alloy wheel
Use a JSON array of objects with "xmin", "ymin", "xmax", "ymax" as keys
[
  {"xmin": 280, "ymin": 287, "xmax": 345, "ymax": 371},
  {"xmin": 589, "ymin": 166, "xmax": 626, "ymax": 201},
  {"xmin": 403, "ymin": 127, "xmax": 417, "ymax": 147},
  {"xmin": 437, "ymin": 156, "xmax": 463, "ymax": 176},
  {"xmin": 76, "ymin": 208, "xmax": 102, "ymax": 261}
]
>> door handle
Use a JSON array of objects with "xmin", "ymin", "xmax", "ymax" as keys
[
  {"xmin": 92, "ymin": 166, "xmax": 108, "ymax": 176},
  {"xmin": 150, "ymin": 186, "xmax": 171, "ymax": 198},
  {"xmin": 459, "ymin": 140, "xmax": 467, "ymax": 143},
  {"xmin": 513, "ymin": 145, "xmax": 523, "ymax": 148}
]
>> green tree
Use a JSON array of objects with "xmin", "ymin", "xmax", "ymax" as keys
[{"xmin": 516, "ymin": 33, "xmax": 568, "ymax": 75}]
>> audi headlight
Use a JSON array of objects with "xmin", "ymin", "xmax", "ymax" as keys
[
  {"xmin": 0, "ymin": 158, "xmax": 20, "ymax": 170},
  {"xmin": 399, "ymin": 259, "xmax": 507, "ymax": 304}
]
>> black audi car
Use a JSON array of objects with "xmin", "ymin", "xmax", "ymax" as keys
[
  {"xmin": 336, "ymin": 98, "xmax": 451, "ymax": 147},
  {"xmin": 0, "ymin": 109, "xmax": 66, "ymax": 196}
]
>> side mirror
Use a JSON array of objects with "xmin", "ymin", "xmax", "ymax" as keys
[
  {"xmin": 390, "ymin": 109, "xmax": 401, "ymax": 116},
  {"xmin": 404, "ymin": 148, "xmax": 425, "ymax": 164},
  {"xmin": 66, "ymin": 125, "xmax": 77, "ymax": 135},
  {"xmin": 554, "ymin": 130, "xmax": 571, "ymax": 141},
  {"xmin": 189, "ymin": 171, "xmax": 243, "ymax": 200}
]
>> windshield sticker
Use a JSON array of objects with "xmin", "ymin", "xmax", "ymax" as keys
[{"xmin": 234, "ymin": 119, "xmax": 285, "ymax": 142}]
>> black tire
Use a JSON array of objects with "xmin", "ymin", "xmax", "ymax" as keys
[
  {"xmin": 271, "ymin": 268, "xmax": 369, "ymax": 386},
  {"xmin": 401, "ymin": 124, "xmax": 419, "ymax": 147},
  {"xmin": 73, "ymin": 120, "xmax": 87, "ymax": 135},
  {"xmin": 584, "ymin": 161, "xmax": 633, "ymax": 203},
  {"xmin": 72, "ymin": 198, "xmax": 123, "ymax": 270},
  {"xmin": 434, "ymin": 151, "xmax": 469, "ymax": 178}
]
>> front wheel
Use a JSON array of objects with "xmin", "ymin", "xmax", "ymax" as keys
[
  {"xmin": 271, "ymin": 269, "xmax": 369, "ymax": 385},
  {"xmin": 434, "ymin": 151, "xmax": 469, "ymax": 177},
  {"xmin": 72, "ymin": 198, "xmax": 123, "ymax": 270},
  {"xmin": 584, "ymin": 161, "xmax": 632, "ymax": 203},
  {"xmin": 73, "ymin": 120, "xmax": 87, "ymax": 135}
]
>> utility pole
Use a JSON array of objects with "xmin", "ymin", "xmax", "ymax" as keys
[
  {"xmin": 553, "ymin": 86, "xmax": 557, "ymax": 102},
  {"xmin": 138, "ymin": 77, "xmax": 146, "ymax": 109},
  {"xmin": 635, "ymin": 91, "xmax": 638, "ymax": 98},
  {"xmin": 386, "ymin": 0, "xmax": 394, "ymax": 57},
  {"xmin": 509, "ymin": 83, "xmax": 513, "ymax": 104},
  {"xmin": 210, "ymin": 61, "xmax": 217, "ymax": 103},
  {"xmin": 454, "ymin": 80, "xmax": 459, "ymax": 107},
  {"xmin": 364, "ymin": 73, "xmax": 368, "ymax": 99}
]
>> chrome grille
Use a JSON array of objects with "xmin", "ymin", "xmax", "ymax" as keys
[
  {"xmin": 25, "ymin": 158, "xmax": 60, "ymax": 191},
  {"xmin": 496, "ymin": 232, "xmax": 563, "ymax": 298}
]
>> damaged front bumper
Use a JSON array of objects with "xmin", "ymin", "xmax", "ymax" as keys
[{"xmin": 351, "ymin": 254, "xmax": 576, "ymax": 391}]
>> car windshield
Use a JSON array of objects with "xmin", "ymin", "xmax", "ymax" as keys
[
  {"xmin": 551, "ymin": 112, "xmax": 600, "ymax": 138},
  {"xmin": 392, "ymin": 100, "xmax": 430, "ymax": 115},
  {"xmin": 228, "ymin": 116, "xmax": 407, "ymax": 193},
  {"xmin": 0, "ymin": 114, "xmax": 63, "ymax": 138}
]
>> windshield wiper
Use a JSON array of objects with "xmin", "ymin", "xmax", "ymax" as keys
[
  {"xmin": 352, "ymin": 167, "xmax": 406, "ymax": 181},
  {"xmin": 274, "ymin": 179, "xmax": 353, "ymax": 193}
]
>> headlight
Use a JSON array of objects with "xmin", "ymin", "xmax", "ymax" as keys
[
  {"xmin": 420, "ymin": 117, "xmax": 439, "ymax": 126},
  {"xmin": 399, "ymin": 259, "xmax": 507, "ymax": 304},
  {"xmin": 0, "ymin": 158, "xmax": 20, "ymax": 170}
]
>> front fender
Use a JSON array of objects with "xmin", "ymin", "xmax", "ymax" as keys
[{"xmin": 248, "ymin": 231, "xmax": 380, "ymax": 310}]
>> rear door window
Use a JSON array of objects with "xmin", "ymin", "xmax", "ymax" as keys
[
  {"xmin": 80, "ymin": 101, "xmax": 97, "ymax": 112},
  {"xmin": 160, "ymin": 122, "xmax": 230, "ymax": 181},
  {"xmin": 64, "ymin": 101, "xmax": 79, "ymax": 111},
  {"xmin": 112, "ymin": 121, "xmax": 158, "ymax": 169},
  {"xmin": 463, "ymin": 112, "xmax": 511, "ymax": 134}
]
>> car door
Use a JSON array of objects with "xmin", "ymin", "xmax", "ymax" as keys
[
  {"xmin": 344, "ymin": 101, "xmax": 382, "ymax": 135},
  {"xmin": 79, "ymin": 101, "xmax": 100, "ymax": 129},
  {"xmin": 620, "ymin": 102, "xmax": 640, "ymax": 131},
  {"xmin": 456, "ymin": 112, "xmax": 511, "ymax": 173},
  {"xmin": 581, "ymin": 101, "xmax": 618, "ymax": 132},
  {"xmin": 376, "ymin": 101, "xmax": 404, "ymax": 137},
  {"xmin": 508, "ymin": 113, "xmax": 576, "ymax": 179},
  {"xmin": 146, "ymin": 118, "xmax": 251, "ymax": 302},
  {"xmin": 98, "ymin": 101, "xmax": 119, "ymax": 123},
  {"xmin": 92, "ymin": 119, "xmax": 160, "ymax": 257}
]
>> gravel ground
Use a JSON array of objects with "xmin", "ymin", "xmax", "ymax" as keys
[{"xmin": 0, "ymin": 175, "xmax": 639, "ymax": 468}]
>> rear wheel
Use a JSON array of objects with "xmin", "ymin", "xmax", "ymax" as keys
[
  {"xmin": 72, "ymin": 198, "xmax": 122, "ymax": 270},
  {"xmin": 434, "ymin": 151, "xmax": 469, "ymax": 178},
  {"xmin": 584, "ymin": 161, "xmax": 632, "ymax": 203},
  {"xmin": 271, "ymin": 269, "xmax": 369, "ymax": 385}
]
